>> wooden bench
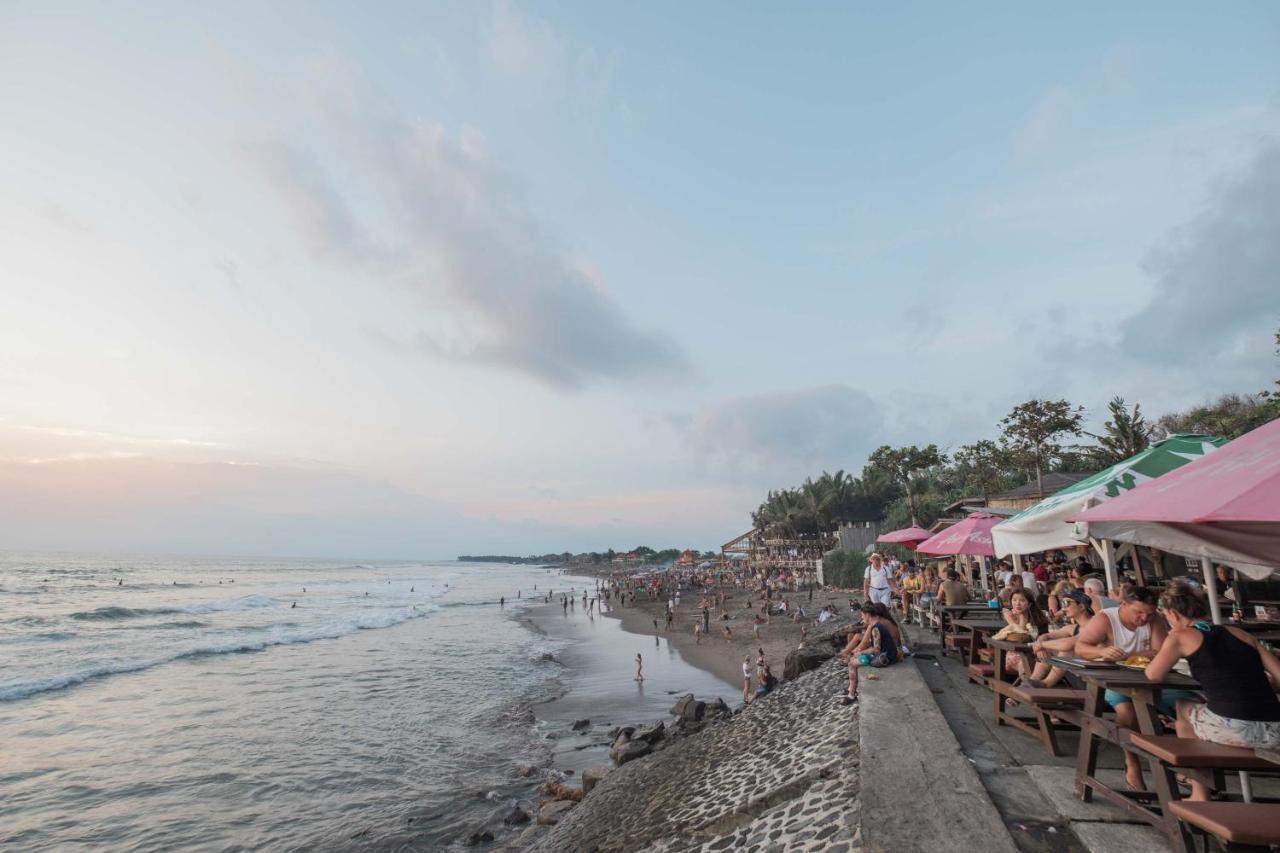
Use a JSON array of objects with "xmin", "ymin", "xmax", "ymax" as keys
[
  {"xmin": 1128, "ymin": 735, "xmax": 1278, "ymax": 772},
  {"xmin": 966, "ymin": 662, "xmax": 994, "ymax": 686},
  {"xmin": 1167, "ymin": 801, "xmax": 1280, "ymax": 849},
  {"xmin": 1128, "ymin": 734, "xmax": 1280, "ymax": 850},
  {"xmin": 992, "ymin": 683, "xmax": 1085, "ymax": 757}
]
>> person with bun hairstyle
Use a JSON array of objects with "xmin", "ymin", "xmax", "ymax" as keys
[{"xmin": 1145, "ymin": 581, "xmax": 1280, "ymax": 800}]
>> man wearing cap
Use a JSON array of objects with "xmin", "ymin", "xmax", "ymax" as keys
[{"xmin": 862, "ymin": 553, "xmax": 895, "ymax": 608}]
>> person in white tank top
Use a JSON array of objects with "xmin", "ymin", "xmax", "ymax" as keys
[
  {"xmin": 1075, "ymin": 587, "xmax": 1173, "ymax": 792},
  {"xmin": 1102, "ymin": 606, "xmax": 1151, "ymax": 653}
]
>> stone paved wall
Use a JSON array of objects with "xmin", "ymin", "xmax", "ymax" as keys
[{"xmin": 529, "ymin": 659, "xmax": 860, "ymax": 853}]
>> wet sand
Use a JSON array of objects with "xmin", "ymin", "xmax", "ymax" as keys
[{"xmin": 522, "ymin": 580, "xmax": 737, "ymax": 776}]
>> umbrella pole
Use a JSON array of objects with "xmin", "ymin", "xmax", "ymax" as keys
[{"xmin": 1202, "ymin": 560, "xmax": 1224, "ymax": 626}]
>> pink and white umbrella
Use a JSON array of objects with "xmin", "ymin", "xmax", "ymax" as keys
[
  {"xmin": 876, "ymin": 526, "xmax": 934, "ymax": 548},
  {"xmin": 1071, "ymin": 417, "xmax": 1280, "ymax": 622},
  {"xmin": 916, "ymin": 514, "xmax": 1000, "ymax": 557}
]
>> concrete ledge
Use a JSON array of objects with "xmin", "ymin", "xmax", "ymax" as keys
[{"xmin": 858, "ymin": 658, "xmax": 1020, "ymax": 853}]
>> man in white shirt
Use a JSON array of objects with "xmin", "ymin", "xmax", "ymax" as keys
[{"xmin": 863, "ymin": 553, "xmax": 895, "ymax": 607}]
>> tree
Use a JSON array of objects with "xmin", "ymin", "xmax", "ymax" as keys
[
  {"xmin": 950, "ymin": 439, "xmax": 1016, "ymax": 499},
  {"xmin": 1085, "ymin": 396, "xmax": 1152, "ymax": 466},
  {"xmin": 999, "ymin": 399, "xmax": 1085, "ymax": 498},
  {"xmin": 1154, "ymin": 392, "xmax": 1280, "ymax": 440},
  {"xmin": 866, "ymin": 444, "xmax": 947, "ymax": 526}
]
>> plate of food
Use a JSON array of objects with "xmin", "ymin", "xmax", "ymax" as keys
[{"xmin": 1117, "ymin": 654, "xmax": 1152, "ymax": 670}]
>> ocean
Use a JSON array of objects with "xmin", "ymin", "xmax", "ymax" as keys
[{"xmin": 0, "ymin": 553, "xmax": 573, "ymax": 851}]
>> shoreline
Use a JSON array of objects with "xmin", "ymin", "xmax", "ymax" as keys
[{"xmin": 572, "ymin": 569, "xmax": 858, "ymax": 690}]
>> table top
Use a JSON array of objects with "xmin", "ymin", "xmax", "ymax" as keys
[
  {"xmin": 952, "ymin": 617, "xmax": 1004, "ymax": 630},
  {"xmin": 985, "ymin": 637, "xmax": 1034, "ymax": 652},
  {"xmin": 1257, "ymin": 747, "xmax": 1280, "ymax": 766},
  {"xmin": 940, "ymin": 603, "xmax": 995, "ymax": 612},
  {"xmin": 1048, "ymin": 658, "xmax": 1199, "ymax": 690}
]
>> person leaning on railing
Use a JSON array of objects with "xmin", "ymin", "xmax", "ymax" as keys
[{"xmin": 1144, "ymin": 581, "xmax": 1280, "ymax": 801}]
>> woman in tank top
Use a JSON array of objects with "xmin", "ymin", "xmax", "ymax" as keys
[{"xmin": 1146, "ymin": 582, "xmax": 1280, "ymax": 801}]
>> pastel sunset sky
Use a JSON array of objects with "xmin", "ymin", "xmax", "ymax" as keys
[{"xmin": 2, "ymin": 2, "xmax": 1278, "ymax": 557}]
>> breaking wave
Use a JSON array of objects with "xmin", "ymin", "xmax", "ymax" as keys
[
  {"xmin": 1, "ymin": 606, "xmax": 437, "ymax": 702},
  {"xmin": 69, "ymin": 595, "xmax": 277, "ymax": 621}
]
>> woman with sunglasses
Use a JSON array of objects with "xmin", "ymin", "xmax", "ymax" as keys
[{"xmin": 1017, "ymin": 589, "xmax": 1093, "ymax": 687}]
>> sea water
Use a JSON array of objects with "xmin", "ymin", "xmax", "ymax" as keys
[{"xmin": 0, "ymin": 552, "xmax": 569, "ymax": 851}]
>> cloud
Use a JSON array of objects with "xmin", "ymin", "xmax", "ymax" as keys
[
  {"xmin": 247, "ymin": 64, "xmax": 687, "ymax": 390},
  {"xmin": 1120, "ymin": 140, "xmax": 1280, "ymax": 384},
  {"xmin": 1014, "ymin": 85, "xmax": 1073, "ymax": 158},
  {"xmin": 687, "ymin": 384, "xmax": 884, "ymax": 482},
  {"xmin": 242, "ymin": 139, "xmax": 371, "ymax": 261},
  {"xmin": 483, "ymin": 0, "xmax": 565, "ymax": 95}
]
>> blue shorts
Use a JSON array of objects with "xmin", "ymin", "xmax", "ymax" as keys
[{"xmin": 1104, "ymin": 688, "xmax": 1201, "ymax": 717}]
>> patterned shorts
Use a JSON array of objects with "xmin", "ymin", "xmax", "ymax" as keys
[{"xmin": 1188, "ymin": 703, "xmax": 1280, "ymax": 749}]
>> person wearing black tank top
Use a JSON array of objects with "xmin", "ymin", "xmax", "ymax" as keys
[{"xmin": 1146, "ymin": 582, "xmax": 1280, "ymax": 801}]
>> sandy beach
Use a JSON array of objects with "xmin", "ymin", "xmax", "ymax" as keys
[{"xmin": 589, "ymin": 574, "xmax": 856, "ymax": 689}]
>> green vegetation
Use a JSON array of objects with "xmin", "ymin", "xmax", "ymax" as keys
[{"xmin": 755, "ymin": 336, "xmax": 1280, "ymax": 543}]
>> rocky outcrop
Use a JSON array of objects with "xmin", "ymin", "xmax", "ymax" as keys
[
  {"xmin": 536, "ymin": 800, "xmax": 575, "ymax": 825},
  {"xmin": 783, "ymin": 617, "xmax": 859, "ymax": 680},
  {"xmin": 581, "ymin": 766, "xmax": 610, "ymax": 794}
]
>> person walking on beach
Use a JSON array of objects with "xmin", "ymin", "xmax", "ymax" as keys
[
  {"xmin": 665, "ymin": 606, "xmax": 674, "ymax": 631},
  {"xmin": 741, "ymin": 656, "xmax": 752, "ymax": 704},
  {"xmin": 752, "ymin": 613, "xmax": 762, "ymax": 640},
  {"xmin": 702, "ymin": 604, "xmax": 710, "ymax": 635},
  {"xmin": 863, "ymin": 554, "xmax": 895, "ymax": 608},
  {"xmin": 694, "ymin": 621, "xmax": 703, "ymax": 644},
  {"xmin": 635, "ymin": 653, "xmax": 644, "ymax": 682},
  {"xmin": 723, "ymin": 625, "xmax": 733, "ymax": 644}
]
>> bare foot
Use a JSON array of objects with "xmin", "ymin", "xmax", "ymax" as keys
[{"xmin": 1125, "ymin": 769, "xmax": 1146, "ymax": 792}]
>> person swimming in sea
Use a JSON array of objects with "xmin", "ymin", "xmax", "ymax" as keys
[{"xmin": 291, "ymin": 602, "xmax": 297, "ymax": 608}]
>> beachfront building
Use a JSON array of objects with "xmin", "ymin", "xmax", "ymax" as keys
[{"xmin": 721, "ymin": 529, "xmax": 834, "ymax": 590}]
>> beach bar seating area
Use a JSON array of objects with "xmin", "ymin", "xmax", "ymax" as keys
[
  {"xmin": 871, "ymin": 420, "xmax": 1280, "ymax": 852},
  {"xmin": 860, "ymin": 420, "xmax": 1280, "ymax": 850}
]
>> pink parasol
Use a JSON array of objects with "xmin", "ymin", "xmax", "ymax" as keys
[
  {"xmin": 915, "ymin": 513, "xmax": 1000, "ymax": 557},
  {"xmin": 1071, "ymin": 417, "xmax": 1280, "ymax": 581},
  {"xmin": 876, "ymin": 526, "xmax": 934, "ymax": 548}
]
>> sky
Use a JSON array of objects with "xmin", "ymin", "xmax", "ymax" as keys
[{"xmin": 2, "ymin": 2, "xmax": 1279, "ymax": 559}]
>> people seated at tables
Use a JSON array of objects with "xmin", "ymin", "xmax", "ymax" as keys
[
  {"xmin": 1046, "ymin": 580, "xmax": 1074, "ymax": 624},
  {"xmin": 839, "ymin": 602, "xmax": 899, "ymax": 707},
  {"xmin": 937, "ymin": 570, "xmax": 970, "ymax": 606},
  {"xmin": 1145, "ymin": 582, "xmax": 1280, "ymax": 801},
  {"xmin": 1082, "ymin": 576, "xmax": 1118, "ymax": 613},
  {"xmin": 1075, "ymin": 586, "xmax": 1185, "ymax": 791},
  {"xmin": 1031, "ymin": 558, "xmax": 1051, "ymax": 590},
  {"xmin": 1019, "ymin": 589, "xmax": 1093, "ymax": 687},
  {"xmin": 999, "ymin": 589, "xmax": 1050, "ymax": 675},
  {"xmin": 997, "ymin": 572, "xmax": 1027, "ymax": 607},
  {"xmin": 919, "ymin": 566, "xmax": 939, "ymax": 606}
]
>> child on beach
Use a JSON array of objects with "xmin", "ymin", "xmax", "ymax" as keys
[
  {"xmin": 741, "ymin": 656, "xmax": 752, "ymax": 704},
  {"xmin": 635, "ymin": 653, "xmax": 644, "ymax": 682},
  {"xmin": 723, "ymin": 625, "xmax": 733, "ymax": 644},
  {"xmin": 693, "ymin": 622, "xmax": 703, "ymax": 644}
]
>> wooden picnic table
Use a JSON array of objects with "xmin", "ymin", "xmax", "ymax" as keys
[
  {"xmin": 1053, "ymin": 658, "xmax": 1201, "ymax": 848},
  {"xmin": 952, "ymin": 617, "xmax": 1004, "ymax": 671},
  {"xmin": 937, "ymin": 602, "xmax": 997, "ymax": 642},
  {"xmin": 1258, "ymin": 747, "xmax": 1280, "ymax": 767}
]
